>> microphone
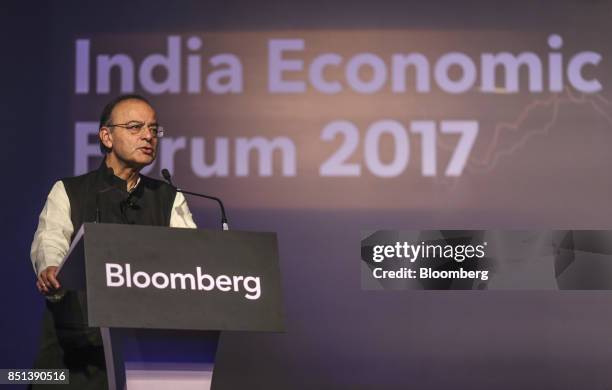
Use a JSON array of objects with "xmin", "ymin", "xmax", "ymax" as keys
[
  {"xmin": 161, "ymin": 169, "xmax": 229, "ymax": 231},
  {"xmin": 96, "ymin": 186, "xmax": 134, "ymax": 223},
  {"xmin": 161, "ymin": 169, "xmax": 175, "ymax": 187}
]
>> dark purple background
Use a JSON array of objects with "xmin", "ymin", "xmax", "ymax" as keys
[{"xmin": 4, "ymin": 1, "xmax": 612, "ymax": 388}]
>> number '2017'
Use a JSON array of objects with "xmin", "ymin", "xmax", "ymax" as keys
[{"xmin": 319, "ymin": 120, "xmax": 478, "ymax": 177}]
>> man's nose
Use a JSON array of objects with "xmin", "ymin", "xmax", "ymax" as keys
[{"xmin": 140, "ymin": 127, "xmax": 155, "ymax": 140}]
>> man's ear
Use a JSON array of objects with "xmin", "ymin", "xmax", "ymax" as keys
[{"xmin": 99, "ymin": 127, "xmax": 113, "ymax": 150}]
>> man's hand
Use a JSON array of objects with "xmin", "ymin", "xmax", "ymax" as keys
[{"xmin": 36, "ymin": 266, "xmax": 61, "ymax": 295}]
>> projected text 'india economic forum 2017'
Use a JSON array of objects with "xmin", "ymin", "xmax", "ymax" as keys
[{"xmin": 72, "ymin": 34, "xmax": 602, "ymax": 177}]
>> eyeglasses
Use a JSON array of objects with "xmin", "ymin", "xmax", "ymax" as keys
[{"xmin": 106, "ymin": 121, "xmax": 164, "ymax": 138}]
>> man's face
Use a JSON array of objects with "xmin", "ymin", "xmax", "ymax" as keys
[{"xmin": 100, "ymin": 99, "xmax": 159, "ymax": 168}]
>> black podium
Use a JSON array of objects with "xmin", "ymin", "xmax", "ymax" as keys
[{"xmin": 57, "ymin": 223, "xmax": 284, "ymax": 390}]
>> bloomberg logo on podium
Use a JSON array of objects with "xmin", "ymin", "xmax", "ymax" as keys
[{"xmin": 105, "ymin": 262, "xmax": 262, "ymax": 300}]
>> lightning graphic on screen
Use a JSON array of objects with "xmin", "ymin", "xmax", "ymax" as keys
[{"xmin": 438, "ymin": 88, "xmax": 612, "ymax": 176}]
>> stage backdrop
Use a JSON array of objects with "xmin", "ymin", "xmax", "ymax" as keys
[{"xmin": 4, "ymin": 1, "xmax": 612, "ymax": 389}]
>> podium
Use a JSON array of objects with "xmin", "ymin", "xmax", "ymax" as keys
[{"xmin": 57, "ymin": 223, "xmax": 285, "ymax": 390}]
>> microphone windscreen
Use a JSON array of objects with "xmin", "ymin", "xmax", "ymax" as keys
[{"xmin": 161, "ymin": 169, "xmax": 171, "ymax": 181}]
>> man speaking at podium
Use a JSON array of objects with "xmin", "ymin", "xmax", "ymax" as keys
[{"xmin": 29, "ymin": 95, "xmax": 196, "ymax": 389}]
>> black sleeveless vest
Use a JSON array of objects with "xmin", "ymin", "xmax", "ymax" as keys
[{"xmin": 62, "ymin": 161, "xmax": 177, "ymax": 238}]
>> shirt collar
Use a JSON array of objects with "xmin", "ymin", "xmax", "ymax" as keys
[
  {"xmin": 98, "ymin": 159, "xmax": 142, "ymax": 193},
  {"xmin": 128, "ymin": 176, "xmax": 141, "ymax": 193}
]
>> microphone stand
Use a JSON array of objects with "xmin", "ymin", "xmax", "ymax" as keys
[{"xmin": 161, "ymin": 169, "xmax": 229, "ymax": 231}]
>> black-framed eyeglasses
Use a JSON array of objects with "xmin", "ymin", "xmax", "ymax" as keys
[{"xmin": 106, "ymin": 121, "xmax": 164, "ymax": 138}]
